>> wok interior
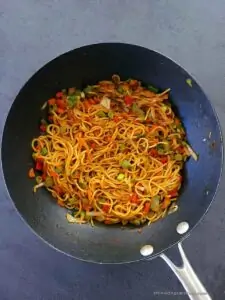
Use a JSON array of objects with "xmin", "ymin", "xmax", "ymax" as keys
[{"xmin": 2, "ymin": 43, "xmax": 223, "ymax": 263}]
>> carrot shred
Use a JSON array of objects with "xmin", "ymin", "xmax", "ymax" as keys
[
  {"xmin": 49, "ymin": 171, "xmax": 58, "ymax": 178},
  {"xmin": 143, "ymin": 202, "xmax": 150, "ymax": 214},
  {"xmin": 28, "ymin": 168, "xmax": 35, "ymax": 178},
  {"xmin": 57, "ymin": 108, "xmax": 65, "ymax": 114},
  {"xmin": 56, "ymin": 99, "xmax": 66, "ymax": 109},
  {"xmin": 162, "ymin": 197, "xmax": 171, "ymax": 209},
  {"xmin": 48, "ymin": 98, "xmax": 56, "ymax": 105}
]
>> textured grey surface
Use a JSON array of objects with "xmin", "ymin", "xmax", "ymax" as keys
[{"xmin": 1, "ymin": 1, "xmax": 225, "ymax": 299}]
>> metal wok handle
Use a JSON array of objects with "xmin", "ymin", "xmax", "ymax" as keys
[{"xmin": 159, "ymin": 242, "xmax": 211, "ymax": 300}]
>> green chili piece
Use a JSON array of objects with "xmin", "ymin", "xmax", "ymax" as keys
[
  {"xmin": 147, "ymin": 85, "xmax": 159, "ymax": 93},
  {"xmin": 108, "ymin": 111, "xmax": 114, "ymax": 119}
]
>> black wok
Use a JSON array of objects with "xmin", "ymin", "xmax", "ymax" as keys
[{"xmin": 1, "ymin": 43, "xmax": 223, "ymax": 299}]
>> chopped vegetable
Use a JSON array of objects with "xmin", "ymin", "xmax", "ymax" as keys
[
  {"xmin": 162, "ymin": 197, "xmax": 171, "ymax": 209},
  {"xmin": 147, "ymin": 85, "xmax": 159, "ymax": 93},
  {"xmin": 151, "ymin": 195, "xmax": 160, "ymax": 212},
  {"xmin": 40, "ymin": 147, "xmax": 48, "ymax": 156},
  {"xmin": 68, "ymin": 87, "xmax": 75, "ymax": 95},
  {"xmin": 156, "ymin": 144, "xmax": 165, "ymax": 154},
  {"xmin": 96, "ymin": 111, "xmax": 107, "ymax": 118},
  {"xmin": 57, "ymin": 108, "xmax": 65, "ymax": 114},
  {"xmin": 174, "ymin": 153, "xmax": 183, "ymax": 161},
  {"xmin": 41, "ymin": 102, "xmax": 48, "ymax": 110},
  {"xmin": 40, "ymin": 119, "xmax": 47, "ymax": 125},
  {"xmin": 117, "ymin": 173, "xmax": 125, "ymax": 181},
  {"xmin": 186, "ymin": 78, "xmax": 192, "ymax": 87},
  {"xmin": 131, "ymin": 103, "xmax": 145, "ymax": 119},
  {"xmin": 33, "ymin": 182, "xmax": 45, "ymax": 193},
  {"xmin": 136, "ymin": 186, "xmax": 145, "ymax": 192},
  {"xmin": 186, "ymin": 143, "xmax": 198, "ymax": 161},
  {"xmin": 168, "ymin": 189, "xmax": 178, "ymax": 197},
  {"xmin": 149, "ymin": 148, "xmax": 158, "ymax": 157},
  {"xmin": 102, "ymin": 204, "xmax": 110, "ymax": 213},
  {"xmin": 66, "ymin": 213, "xmax": 77, "ymax": 223},
  {"xmin": 100, "ymin": 96, "xmax": 111, "ymax": 109},
  {"xmin": 35, "ymin": 160, "xmax": 43, "ymax": 171},
  {"xmin": 67, "ymin": 95, "xmax": 79, "ymax": 108},
  {"xmin": 117, "ymin": 86, "xmax": 125, "ymax": 94},
  {"xmin": 168, "ymin": 203, "xmax": 178, "ymax": 215},
  {"xmin": 108, "ymin": 111, "xmax": 114, "ymax": 119},
  {"xmin": 119, "ymin": 143, "xmax": 126, "ymax": 151},
  {"xmin": 84, "ymin": 86, "xmax": 93, "ymax": 94},
  {"xmin": 78, "ymin": 181, "xmax": 87, "ymax": 189},
  {"xmin": 161, "ymin": 104, "xmax": 168, "ymax": 112},
  {"xmin": 86, "ymin": 211, "xmax": 104, "ymax": 217},
  {"xmin": 40, "ymin": 125, "xmax": 46, "ymax": 132},
  {"xmin": 28, "ymin": 168, "xmax": 35, "ymax": 178},
  {"xmin": 80, "ymin": 91, "xmax": 85, "ymax": 98},
  {"xmin": 55, "ymin": 166, "xmax": 63, "ymax": 173},
  {"xmin": 35, "ymin": 176, "xmax": 42, "ymax": 184},
  {"xmin": 160, "ymin": 156, "xmax": 168, "ymax": 164},
  {"xmin": 130, "ymin": 193, "xmax": 139, "ymax": 203},
  {"xmin": 48, "ymin": 98, "xmax": 56, "ymax": 105},
  {"xmin": 49, "ymin": 104, "xmax": 57, "ymax": 113},
  {"xmin": 56, "ymin": 99, "xmax": 66, "ymax": 109},
  {"xmin": 120, "ymin": 160, "xmax": 131, "ymax": 169},
  {"xmin": 56, "ymin": 91, "xmax": 63, "ymax": 98},
  {"xmin": 80, "ymin": 211, "xmax": 86, "ymax": 219},
  {"xmin": 112, "ymin": 74, "xmax": 120, "ymax": 84},
  {"xmin": 49, "ymin": 171, "xmax": 58, "ymax": 178},
  {"xmin": 144, "ymin": 202, "xmax": 150, "ymax": 214},
  {"xmin": 45, "ymin": 176, "xmax": 54, "ymax": 187},
  {"xmin": 124, "ymin": 95, "xmax": 134, "ymax": 106},
  {"xmin": 113, "ymin": 116, "xmax": 121, "ymax": 123},
  {"xmin": 131, "ymin": 219, "xmax": 141, "ymax": 226}
]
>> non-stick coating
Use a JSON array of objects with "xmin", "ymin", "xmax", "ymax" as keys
[{"xmin": 1, "ymin": 43, "xmax": 223, "ymax": 263}]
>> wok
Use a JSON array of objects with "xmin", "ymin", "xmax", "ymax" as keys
[{"xmin": 1, "ymin": 43, "xmax": 223, "ymax": 300}]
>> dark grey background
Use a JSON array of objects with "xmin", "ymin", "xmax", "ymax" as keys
[{"xmin": 0, "ymin": 1, "xmax": 225, "ymax": 299}]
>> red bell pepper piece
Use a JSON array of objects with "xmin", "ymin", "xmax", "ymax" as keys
[
  {"xmin": 40, "ymin": 125, "xmax": 46, "ymax": 132},
  {"xmin": 168, "ymin": 189, "xmax": 178, "ymax": 197},
  {"xmin": 48, "ymin": 98, "xmax": 56, "ymax": 105},
  {"xmin": 160, "ymin": 156, "xmax": 168, "ymax": 164},
  {"xmin": 124, "ymin": 96, "xmax": 134, "ymax": 106},
  {"xmin": 130, "ymin": 193, "xmax": 139, "ymax": 204},
  {"xmin": 56, "ymin": 91, "xmax": 63, "ymax": 98},
  {"xmin": 56, "ymin": 99, "xmax": 66, "ymax": 109},
  {"xmin": 35, "ymin": 160, "xmax": 43, "ymax": 171}
]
